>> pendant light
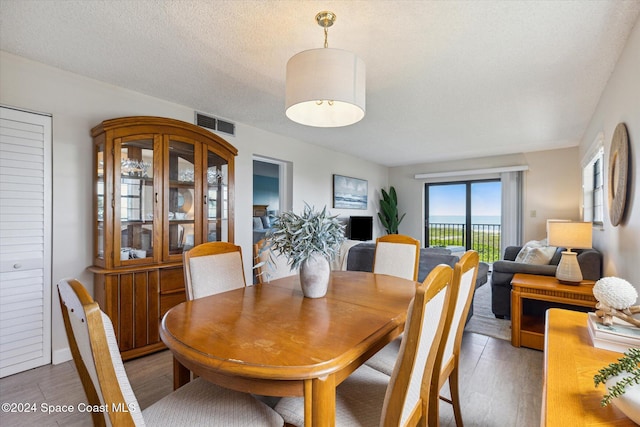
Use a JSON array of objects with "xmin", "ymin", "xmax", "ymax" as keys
[{"xmin": 285, "ymin": 11, "xmax": 366, "ymax": 127}]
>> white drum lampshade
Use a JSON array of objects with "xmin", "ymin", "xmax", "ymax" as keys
[
  {"xmin": 547, "ymin": 221, "xmax": 593, "ymax": 284},
  {"xmin": 285, "ymin": 11, "xmax": 366, "ymax": 128},
  {"xmin": 286, "ymin": 48, "xmax": 366, "ymax": 127}
]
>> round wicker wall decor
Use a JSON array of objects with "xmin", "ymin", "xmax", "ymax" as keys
[{"xmin": 608, "ymin": 123, "xmax": 630, "ymax": 226}]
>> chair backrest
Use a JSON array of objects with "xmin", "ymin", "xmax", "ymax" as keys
[
  {"xmin": 439, "ymin": 250, "xmax": 480, "ymax": 385},
  {"xmin": 58, "ymin": 279, "xmax": 144, "ymax": 427},
  {"xmin": 373, "ymin": 234, "xmax": 420, "ymax": 281},
  {"xmin": 253, "ymin": 239, "xmax": 297, "ymax": 284},
  {"xmin": 380, "ymin": 264, "xmax": 456, "ymax": 427},
  {"xmin": 183, "ymin": 242, "xmax": 246, "ymax": 300}
]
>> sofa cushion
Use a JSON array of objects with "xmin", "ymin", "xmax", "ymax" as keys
[
  {"xmin": 515, "ymin": 240, "xmax": 553, "ymax": 262},
  {"xmin": 521, "ymin": 246, "xmax": 557, "ymax": 265}
]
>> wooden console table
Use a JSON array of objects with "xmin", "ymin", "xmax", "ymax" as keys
[
  {"xmin": 543, "ymin": 309, "xmax": 636, "ymax": 426},
  {"xmin": 511, "ymin": 273, "xmax": 596, "ymax": 350}
]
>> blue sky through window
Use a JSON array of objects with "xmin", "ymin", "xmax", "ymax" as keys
[{"xmin": 429, "ymin": 181, "xmax": 501, "ymax": 224}]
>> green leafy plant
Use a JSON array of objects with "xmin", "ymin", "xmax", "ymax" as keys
[
  {"xmin": 264, "ymin": 203, "xmax": 345, "ymax": 270},
  {"xmin": 378, "ymin": 186, "xmax": 406, "ymax": 234},
  {"xmin": 594, "ymin": 347, "xmax": 640, "ymax": 406}
]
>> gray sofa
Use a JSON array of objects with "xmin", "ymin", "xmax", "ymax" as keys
[
  {"xmin": 491, "ymin": 246, "xmax": 602, "ymax": 318},
  {"xmin": 346, "ymin": 243, "xmax": 489, "ymax": 323}
]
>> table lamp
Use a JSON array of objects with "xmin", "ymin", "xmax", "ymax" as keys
[{"xmin": 547, "ymin": 221, "xmax": 593, "ymax": 284}]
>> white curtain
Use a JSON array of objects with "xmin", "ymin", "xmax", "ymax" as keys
[{"xmin": 500, "ymin": 171, "xmax": 523, "ymax": 254}]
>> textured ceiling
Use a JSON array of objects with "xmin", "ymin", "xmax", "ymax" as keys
[{"xmin": 1, "ymin": 1, "xmax": 639, "ymax": 166}]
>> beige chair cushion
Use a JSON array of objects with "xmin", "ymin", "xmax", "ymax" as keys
[
  {"xmin": 373, "ymin": 242, "xmax": 418, "ymax": 280},
  {"xmin": 189, "ymin": 251, "xmax": 245, "ymax": 299},
  {"xmin": 441, "ymin": 267, "xmax": 476, "ymax": 363},
  {"xmin": 143, "ymin": 378, "xmax": 284, "ymax": 427},
  {"xmin": 275, "ymin": 364, "xmax": 390, "ymax": 426},
  {"xmin": 102, "ymin": 312, "xmax": 146, "ymax": 426},
  {"xmin": 388, "ymin": 290, "xmax": 447, "ymax": 426},
  {"xmin": 363, "ymin": 337, "xmax": 400, "ymax": 376}
]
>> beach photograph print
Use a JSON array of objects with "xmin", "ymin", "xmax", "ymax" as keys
[{"xmin": 333, "ymin": 175, "xmax": 368, "ymax": 209}]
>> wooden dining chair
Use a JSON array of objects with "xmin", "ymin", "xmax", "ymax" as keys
[
  {"xmin": 364, "ymin": 250, "xmax": 480, "ymax": 426},
  {"xmin": 253, "ymin": 239, "xmax": 297, "ymax": 284},
  {"xmin": 274, "ymin": 264, "xmax": 456, "ymax": 426},
  {"xmin": 183, "ymin": 241, "xmax": 246, "ymax": 300},
  {"xmin": 57, "ymin": 278, "xmax": 284, "ymax": 427},
  {"xmin": 373, "ymin": 234, "xmax": 421, "ymax": 281},
  {"xmin": 436, "ymin": 250, "xmax": 479, "ymax": 426}
]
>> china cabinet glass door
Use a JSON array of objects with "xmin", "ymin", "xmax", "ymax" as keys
[
  {"xmin": 115, "ymin": 135, "xmax": 158, "ymax": 265},
  {"xmin": 165, "ymin": 136, "xmax": 198, "ymax": 261},
  {"xmin": 205, "ymin": 146, "xmax": 229, "ymax": 243},
  {"xmin": 96, "ymin": 144, "xmax": 105, "ymax": 261}
]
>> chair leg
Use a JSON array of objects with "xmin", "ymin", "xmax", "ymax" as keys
[{"xmin": 449, "ymin": 365, "xmax": 464, "ymax": 427}]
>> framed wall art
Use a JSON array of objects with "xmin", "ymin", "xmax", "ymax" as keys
[
  {"xmin": 333, "ymin": 174, "xmax": 368, "ymax": 209},
  {"xmin": 608, "ymin": 122, "xmax": 630, "ymax": 226}
]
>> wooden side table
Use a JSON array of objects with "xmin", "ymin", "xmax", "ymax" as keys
[
  {"xmin": 543, "ymin": 309, "xmax": 636, "ymax": 426},
  {"xmin": 511, "ymin": 273, "xmax": 596, "ymax": 350}
]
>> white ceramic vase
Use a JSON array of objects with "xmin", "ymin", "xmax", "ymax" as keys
[
  {"xmin": 606, "ymin": 374, "xmax": 640, "ymax": 424},
  {"xmin": 299, "ymin": 254, "xmax": 331, "ymax": 298}
]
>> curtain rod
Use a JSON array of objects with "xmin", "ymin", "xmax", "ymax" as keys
[{"xmin": 414, "ymin": 165, "xmax": 529, "ymax": 180}]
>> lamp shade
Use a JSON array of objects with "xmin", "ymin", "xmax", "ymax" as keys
[
  {"xmin": 547, "ymin": 221, "xmax": 592, "ymax": 249},
  {"xmin": 286, "ymin": 48, "xmax": 366, "ymax": 127}
]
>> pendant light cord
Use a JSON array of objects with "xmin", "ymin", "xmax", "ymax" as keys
[{"xmin": 324, "ymin": 25, "xmax": 329, "ymax": 48}]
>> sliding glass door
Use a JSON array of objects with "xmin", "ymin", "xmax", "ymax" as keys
[{"xmin": 425, "ymin": 180, "xmax": 501, "ymax": 262}]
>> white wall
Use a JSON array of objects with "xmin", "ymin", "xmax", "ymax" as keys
[
  {"xmin": 0, "ymin": 52, "xmax": 388, "ymax": 363},
  {"xmin": 578, "ymin": 17, "xmax": 640, "ymax": 298},
  {"xmin": 388, "ymin": 147, "xmax": 581, "ymax": 245}
]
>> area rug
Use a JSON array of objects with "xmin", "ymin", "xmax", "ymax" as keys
[{"xmin": 465, "ymin": 278, "xmax": 512, "ymax": 341}]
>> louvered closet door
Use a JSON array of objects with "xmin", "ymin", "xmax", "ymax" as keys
[{"xmin": 0, "ymin": 106, "xmax": 52, "ymax": 378}]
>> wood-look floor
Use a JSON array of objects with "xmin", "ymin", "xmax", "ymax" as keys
[{"xmin": 0, "ymin": 332, "xmax": 542, "ymax": 427}]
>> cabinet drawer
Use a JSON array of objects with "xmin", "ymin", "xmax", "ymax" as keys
[
  {"xmin": 160, "ymin": 267, "xmax": 185, "ymax": 293},
  {"xmin": 160, "ymin": 292, "xmax": 186, "ymax": 317}
]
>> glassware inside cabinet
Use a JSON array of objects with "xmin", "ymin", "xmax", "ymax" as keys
[
  {"xmin": 96, "ymin": 145, "xmax": 104, "ymax": 259},
  {"xmin": 119, "ymin": 139, "xmax": 154, "ymax": 261},
  {"xmin": 168, "ymin": 139, "xmax": 196, "ymax": 254},
  {"xmin": 206, "ymin": 149, "xmax": 228, "ymax": 242}
]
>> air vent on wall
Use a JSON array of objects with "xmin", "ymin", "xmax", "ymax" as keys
[{"xmin": 195, "ymin": 111, "xmax": 236, "ymax": 137}]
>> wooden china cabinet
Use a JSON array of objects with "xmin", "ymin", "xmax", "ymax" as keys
[{"xmin": 89, "ymin": 116, "xmax": 237, "ymax": 360}]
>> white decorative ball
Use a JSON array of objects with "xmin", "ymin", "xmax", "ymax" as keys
[{"xmin": 593, "ymin": 277, "xmax": 638, "ymax": 309}]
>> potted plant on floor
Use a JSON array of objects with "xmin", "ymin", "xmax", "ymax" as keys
[
  {"xmin": 263, "ymin": 203, "xmax": 345, "ymax": 298},
  {"xmin": 378, "ymin": 186, "xmax": 405, "ymax": 234}
]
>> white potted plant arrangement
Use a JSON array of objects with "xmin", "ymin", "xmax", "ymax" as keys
[
  {"xmin": 263, "ymin": 203, "xmax": 345, "ymax": 298},
  {"xmin": 594, "ymin": 347, "xmax": 640, "ymax": 423},
  {"xmin": 592, "ymin": 276, "xmax": 640, "ymax": 423}
]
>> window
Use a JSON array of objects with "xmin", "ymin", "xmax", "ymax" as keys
[
  {"xmin": 425, "ymin": 180, "xmax": 502, "ymax": 262},
  {"xmin": 583, "ymin": 142, "xmax": 604, "ymax": 225}
]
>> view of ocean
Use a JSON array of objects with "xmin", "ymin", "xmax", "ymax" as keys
[{"xmin": 429, "ymin": 215, "xmax": 501, "ymax": 225}]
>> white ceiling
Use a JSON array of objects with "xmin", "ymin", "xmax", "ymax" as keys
[{"xmin": 1, "ymin": 1, "xmax": 639, "ymax": 167}]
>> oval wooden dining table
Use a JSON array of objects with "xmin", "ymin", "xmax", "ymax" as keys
[{"xmin": 160, "ymin": 270, "xmax": 417, "ymax": 427}]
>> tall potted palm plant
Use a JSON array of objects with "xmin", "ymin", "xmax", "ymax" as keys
[{"xmin": 378, "ymin": 186, "xmax": 405, "ymax": 234}]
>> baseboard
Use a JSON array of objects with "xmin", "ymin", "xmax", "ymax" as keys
[{"xmin": 52, "ymin": 347, "xmax": 72, "ymax": 365}]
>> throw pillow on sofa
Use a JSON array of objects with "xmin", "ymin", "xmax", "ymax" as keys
[{"xmin": 515, "ymin": 239, "xmax": 556, "ymax": 265}]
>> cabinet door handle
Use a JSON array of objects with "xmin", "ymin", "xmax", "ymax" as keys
[
  {"xmin": 13, "ymin": 263, "xmax": 21, "ymax": 269},
  {"xmin": 155, "ymin": 192, "xmax": 159, "ymax": 203},
  {"xmin": 203, "ymin": 195, "xmax": 207, "ymax": 205}
]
